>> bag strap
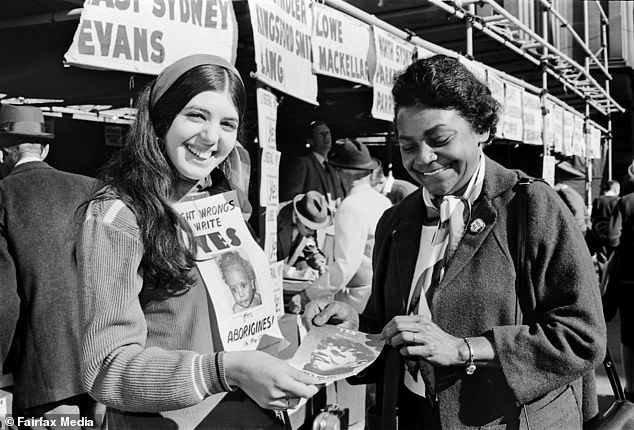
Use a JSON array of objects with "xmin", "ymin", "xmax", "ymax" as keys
[
  {"xmin": 514, "ymin": 177, "xmax": 533, "ymax": 326},
  {"xmin": 604, "ymin": 349, "xmax": 626, "ymax": 401}
]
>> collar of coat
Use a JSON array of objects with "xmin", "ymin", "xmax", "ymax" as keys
[{"xmin": 390, "ymin": 156, "xmax": 518, "ymax": 299}]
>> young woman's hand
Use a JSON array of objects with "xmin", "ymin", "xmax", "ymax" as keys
[
  {"xmin": 223, "ymin": 351, "xmax": 320, "ymax": 410},
  {"xmin": 301, "ymin": 299, "xmax": 359, "ymax": 331}
]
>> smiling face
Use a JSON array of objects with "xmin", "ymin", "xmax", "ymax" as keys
[
  {"xmin": 164, "ymin": 89, "xmax": 239, "ymax": 181},
  {"xmin": 396, "ymin": 106, "xmax": 487, "ymax": 196},
  {"xmin": 225, "ymin": 264, "xmax": 256, "ymax": 308}
]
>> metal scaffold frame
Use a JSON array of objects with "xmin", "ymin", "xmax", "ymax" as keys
[{"xmin": 425, "ymin": 0, "xmax": 622, "ymax": 198}]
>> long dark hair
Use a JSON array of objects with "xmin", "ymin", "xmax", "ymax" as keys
[
  {"xmin": 92, "ymin": 64, "xmax": 246, "ymax": 295},
  {"xmin": 392, "ymin": 55, "xmax": 500, "ymax": 142}
]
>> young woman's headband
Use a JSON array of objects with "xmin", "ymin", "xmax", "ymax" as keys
[{"xmin": 150, "ymin": 54, "xmax": 244, "ymax": 108}]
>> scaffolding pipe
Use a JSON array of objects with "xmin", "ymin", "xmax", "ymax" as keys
[
  {"xmin": 427, "ymin": 0, "xmax": 610, "ymax": 116},
  {"xmin": 479, "ymin": 0, "xmax": 623, "ymax": 111},
  {"xmin": 583, "ymin": 0, "xmax": 593, "ymax": 207},
  {"xmin": 466, "ymin": 3, "xmax": 475, "ymax": 57},
  {"xmin": 601, "ymin": 20, "xmax": 613, "ymax": 179},
  {"xmin": 593, "ymin": 0, "xmax": 609, "ymax": 24},
  {"xmin": 538, "ymin": 0, "xmax": 611, "ymax": 79},
  {"xmin": 541, "ymin": 3, "xmax": 549, "ymax": 158}
]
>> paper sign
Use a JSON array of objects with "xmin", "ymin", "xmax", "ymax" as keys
[
  {"xmin": 64, "ymin": 0, "xmax": 238, "ymax": 74},
  {"xmin": 552, "ymin": 104, "xmax": 564, "ymax": 153},
  {"xmin": 311, "ymin": 3, "xmax": 372, "ymax": 86},
  {"xmin": 562, "ymin": 109, "xmax": 574, "ymax": 156},
  {"xmin": 256, "ymin": 87, "xmax": 278, "ymax": 149},
  {"xmin": 370, "ymin": 26, "xmax": 416, "ymax": 122},
  {"xmin": 487, "ymin": 72, "xmax": 505, "ymax": 139},
  {"xmin": 416, "ymin": 46, "xmax": 435, "ymax": 59},
  {"xmin": 522, "ymin": 92, "xmax": 542, "ymax": 146},
  {"xmin": 289, "ymin": 325, "xmax": 384, "ymax": 384},
  {"xmin": 589, "ymin": 125, "xmax": 602, "ymax": 159},
  {"xmin": 502, "ymin": 83, "xmax": 524, "ymax": 142},
  {"xmin": 264, "ymin": 206, "xmax": 278, "ymax": 262},
  {"xmin": 543, "ymin": 99, "xmax": 554, "ymax": 151},
  {"xmin": 249, "ymin": 0, "xmax": 318, "ymax": 105},
  {"xmin": 572, "ymin": 114, "xmax": 585, "ymax": 157},
  {"xmin": 260, "ymin": 147, "xmax": 281, "ymax": 207},
  {"xmin": 269, "ymin": 261, "xmax": 285, "ymax": 318},
  {"xmin": 542, "ymin": 155, "xmax": 556, "ymax": 187},
  {"xmin": 173, "ymin": 191, "xmax": 282, "ymax": 351}
]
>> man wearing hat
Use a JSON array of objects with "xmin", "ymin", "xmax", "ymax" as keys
[
  {"xmin": 277, "ymin": 190, "xmax": 332, "ymax": 279},
  {"xmin": 279, "ymin": 120, "xmax": 346, "ymax": 208},
  {"xmin": 305, "ymin": 139, "xmax": 391, "ymax": 312},
  {"xmin": 0, "ymin": 104, "xmax": 100, "ymax": 424}
]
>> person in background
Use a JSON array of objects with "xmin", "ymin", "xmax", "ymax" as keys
[
  {"xmin": 0, "ymin": 104, "xmax": 102, "ymax": 427},
  {"xmin": 78, "ymin": 54, "xmax": 318, "ymax": 429},
  {"xmin": 588, "ymin": 179, "xmax": 621, "ymax": 279},
  {"xmin": 279, "ymin": 120, "xmax": 345, "ymax": 208},
  {"xmin": 303, "ymin": 139, "xmax": 391, "ymax": 314},
  {"xmin": 277, "ymin": 190, "xmax": 331, "ymax": 280},
  {"xmin": 373, "ymin": 162, "xmax": 419, "ymax": 205},
  {"xmin": 554, "ymin": 182, "xmax": 588, "ymax": 235},
  {"xmin": 303, "ymin": 55, "xmax": 605, "ymax": 429},
  {"xmin": 602, "ymin": 187, "xmax": 634, "ymax": 401}
]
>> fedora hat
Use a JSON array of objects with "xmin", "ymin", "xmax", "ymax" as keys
[
  {"xmin": 293, "ymin": 191, "xmax": 332, "ymax": 230},
  {"xmin": 0, "ymin": 104, "xmax": 54, "ymax": 148},
  {"xmin": 328, "ymin": 139, "xmax": 379, "ymax": 171}
]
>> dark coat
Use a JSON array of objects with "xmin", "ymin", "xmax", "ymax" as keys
[
  {"xmin": 610, "ymin": 193, "xmax": 634, "ymax": 283},
  {"xmin": 0, "ymin": 161, "xmax": 96, "ymax": 411},
  {"xmin": 360, "ymin": 157, "xmax": 606, "ymax": 429},
  {"xmin": 276, "ymin": 203, "xmax": 296, "ymax": 261},
  {"xmin": 279, "ymin": 153, "xmax": 345, "ymax": 204}
]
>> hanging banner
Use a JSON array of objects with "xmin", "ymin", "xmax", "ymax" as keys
[
  {"xmin": 64, "ymin": 0, "xmax": 238, "ymax": 74},
  {"xmin": 260, "ymin": 147, "xmax": 281, "ymax": 207},
  {"xmin": 562, "ymin": 109, "xmax": 575, "ymax": 156},
  {"xmin": 416, "ymin": 46, "xmax": 435, "ymax": 59},
  {"xmin": 522, "ymin": 92, "xmax": 542, "ymax": 146},
  {"xmin": 543, "ymin": 99, "xmax": 554, "ymax": 151},
  {"xmin": 264, "ymin": 206, "xmax": 278, "ymax": 262},
  {"xmin": 173, "ymin": 191, "xmax": 283, "ymax": 351},
  {"xmin": 269, "ymin": 261, "xmax": 285, "ymax": 318},
  {"xmin": 552, "ymin": 104, "xmax": 564, "ymax": 153},
  {"xmin": 572, "ymin": 115, "xmax": 585, "ymax": 158},
  {"xmin": 502, "ymin": 83, "xmax": 524, "ymax": 142},
  {"xmin": 249, "ymin": 0, "xmax": 317, "ymax": 105},
  {"xmin": 256, "ymin": 87, "xmax": 278, "ymax": 149},
  {"xmin": 311, "ymin": 3, "xmax": 371, "ymax": 86},
  {"xmin": 487, "ymin": 72, "xmax": 505, "ymax": 139},
  {"xmin": 542, "ymin": 155, "xmax": 556, "ymax": 187},
  {"xmin": 370, "ymin": 26, "xmax": 416, "ymax": 122},
  {"xmin": 459, "ymin": 57, "xmax": 487, "ymax": 84},
  {"xmin": 589, "ymin": 125, "xmax": 602, "ymax": 159}
]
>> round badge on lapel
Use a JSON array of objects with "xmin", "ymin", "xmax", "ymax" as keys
[{"xmin": 469, "ymin": 218, "xmax": 485, "ymax": 234}]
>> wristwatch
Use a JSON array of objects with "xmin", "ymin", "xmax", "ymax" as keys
[{"xmin": 463, "ymin": 337, "xmax": 476, "ymax": 375}]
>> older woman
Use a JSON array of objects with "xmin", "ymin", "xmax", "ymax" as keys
[{"xmin": 303, "ymin": 55, "xmax": 606, "ymax": 429}]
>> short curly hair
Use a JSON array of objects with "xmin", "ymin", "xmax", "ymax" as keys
[{"xmin": 392, "ymin": 55, "xmax": 500, "ymax": 142}]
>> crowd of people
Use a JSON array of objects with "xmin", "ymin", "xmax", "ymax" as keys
[{"xmin": 0, "ymin": 52, "xmax": 625, "ymax": 430}]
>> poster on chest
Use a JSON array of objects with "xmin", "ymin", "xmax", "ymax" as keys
[
  {"xmin": 173, "ymin": 191, "xmax": 283, "ymax": 352},
  {"xmin": 64, "ymin": 0, "xmax": 238, "ymax": 74}
]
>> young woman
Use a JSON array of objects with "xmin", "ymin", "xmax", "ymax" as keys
[{"xmin": 78, "ymin": 54, "xmax": 318, "ymax": 429}]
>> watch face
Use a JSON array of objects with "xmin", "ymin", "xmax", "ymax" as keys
[{"xmin": 466, "ymin": 363, "xmax": 477, "ymax": 375}]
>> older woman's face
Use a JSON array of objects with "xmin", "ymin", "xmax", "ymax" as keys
[
  {"xmin": 396, "ymin": 106, "xmax": 487, "ymax": 196},
  {"xmin": 164, "ymin": 89, "xmax": 239, "ymax": 181}
]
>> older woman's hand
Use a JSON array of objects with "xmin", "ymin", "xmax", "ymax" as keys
[{"xmin": 382, "ymin": 315, "xmax": 468, "ymax": 367}]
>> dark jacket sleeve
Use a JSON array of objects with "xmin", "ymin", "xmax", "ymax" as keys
[
  {"xmin": 494, "ymin": 181, "xmax": 607, "ymax": 405},
  {"xmin": 279, "ymin": 157, "xmax": 308, "ymax": 203},
  {"xmin": 0, "ymin": 203, "xmax": 19, "ymax": 366}
]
